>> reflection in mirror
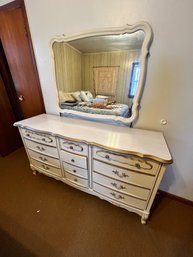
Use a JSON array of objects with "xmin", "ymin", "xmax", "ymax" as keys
[{"xmin": 51, "ymin": 23, "xmax": 152, "ymax": 125}]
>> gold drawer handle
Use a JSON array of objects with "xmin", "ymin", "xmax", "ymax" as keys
[
  {"xmin": 36, "ymin": 146, "xmax": 45, "ymax": 151},
  {"xmin": 112, "ymin": 170, "xmax": 129, "ymax": 178},
  {"xmin": 110, "ymin": 192, "xmax": 124, "ymax": 200},
  {"xmin": 39, "ymin": 156, "xmax": 48, "ymax": 162},
  {"xmin": 135, "ymin": 163, "xmax": 141, "ymax": 169},
  {"xmin": 42, "ymin": 164, "xmax": 49, "ymax": 170},
  {"xmin": 111, "ymin": 182, "xmax": 126, "ymax": 190}
]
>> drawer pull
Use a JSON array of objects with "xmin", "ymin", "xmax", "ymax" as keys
[
  {"xmin": 42, "ymin": 164, "xmax": 49, "ymax": 170},
  {"xmin": 105, "ymin": 155, "xmax": 110, "ymax": 159},
  {"xmin": 135, "ymin": 163, "xmax": 141, "ymax": 169},
  {"xmin": 111, "ymin": 182, "xmax": 126, "ymax": 190},
  {"xmin": 71, "ymin": 159, "xmax": 75, "ymax": 163},
  {"xmin": 62, "ymin": 142, "xmax": 84, "ymax": 152},
  {"xmin": 74, "ymin": 178, "xmax": 78, "ymax": 182},
  {"xmin": 36, "ymin": 146, "xmax": 45, "ymax": 151},
  {"xmin": 73, "ymin": 169, "xmax": 77, "ymax": 173},
  {"xmin": 24, "ymin": 130, "xmax": 53, "ymax": 143},
  {"xmin": 112, "ymin": 170, "xmax": 129, "ymax": 178},
  {"xmin": 110, "ymin": 192, "xmax": 124, "ymax": 200},
  {"xmin": 39, "ymin": 156, "xmax": 48, "ymax": 162}
]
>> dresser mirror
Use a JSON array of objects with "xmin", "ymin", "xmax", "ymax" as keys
[{"xmin": 51, "ymin": 22, "xmax": 153, "ymax": 126}]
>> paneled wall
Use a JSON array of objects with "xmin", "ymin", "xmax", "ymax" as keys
[
  {"xmin": 52, "ymin": 42, "xmax": 82, "ymax": 96},
  {"xmin": 53, "ymin": 42, "xmax": 140, "ymax": 105},
  {"xmin": 82, "ymin": 50, "xmax": 140, "ymax": 105}
]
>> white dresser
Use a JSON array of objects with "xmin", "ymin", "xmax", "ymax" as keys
[{"xmin": 14, "ymin": 114, "xmax": 172, "ymax": 224}]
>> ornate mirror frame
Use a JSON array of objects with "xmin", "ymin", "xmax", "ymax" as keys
[{"xmin": 50, "ymin": 22, "xmax": 153, "ymax": 126}]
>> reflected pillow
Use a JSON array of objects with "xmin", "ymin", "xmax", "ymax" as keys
[
  {"xmin": 71, "ymin": 91, "xmax": 82, "ymax": 102},
  {"xmin": 80, "ymin": 91, "xmax": 93, "ymax": 102},
  {"xmin": 59, "ymin": 91, "xmax": 76, "ymax": 102}
]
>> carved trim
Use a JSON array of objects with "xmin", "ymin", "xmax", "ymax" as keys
[
  {"xmin": 24, "ymin": 129, "xmax": 53, "ymax": 144},
  {"xmin": 61, "ymin": 141, "xmax": 84, "ymax": 152},
  {"xmin": 96, "ymin": 150, "xmax": 153, "ymax": 171}
]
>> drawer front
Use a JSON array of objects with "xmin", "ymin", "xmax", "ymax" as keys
[
  {"xmin": 31, "ymin": 159, "xmax": 62, "ymax": 177},
  {"xmin": 59, "ymin": 138, "xmax": 88, "ymax": 156},
  {"xmin": 60, "ymin": 150, "xmax": 87, "ymax": 169},
  {"xmin": 65, "ymin": 172, "xmax": 88, "ymax": 188},
  {"xmin": 93, "ymin": 183, "xmax": 146, "ymax": 210},
  {"xmin": 63, "ymin": 162, "xmax": 88, "ymax": 179},
  {"xmin": 93, "ymin": 147, "xmax": 159, "ymax": 175},
  {"xmin": 93, "ymin": 160, "xmax": 155, "ymax": 189},
  {"xmin": 24, "ymin": 139, "xmax": 58, "ymax": 158},
  {"xmin": 27, "ymin": 149, "xmax": 60, "ymax": 168},
  {"xmin": 21, "ymin": 128, "xmax": 56, "ymax": 147},
  {"xmin": 93, "ymin": 172, "xmax": 150, "ymax": 200}
]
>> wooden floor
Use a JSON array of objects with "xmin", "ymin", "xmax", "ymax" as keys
[{"xmin": 0, "ymin": 147, "xmax": 193, "ymax": 257}]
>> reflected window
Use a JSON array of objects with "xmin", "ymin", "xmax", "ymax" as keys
[{"xmin": 128, "ymin": 62, "xmax": 140, "ymax": 98}]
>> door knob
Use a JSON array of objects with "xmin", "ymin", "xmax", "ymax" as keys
[{"xmin": 18, "ymin": 95, "xmax": 25, "ymax": 101}]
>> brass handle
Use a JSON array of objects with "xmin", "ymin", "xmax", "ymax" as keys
[
  {"xmin": 18, "ymin": 95, "xmax": 25, "ymax": 101},
  {"xmin": 110, "ymin": 192, "xmax": 124, "ymax": 200},
  {"xmin": 112, "ymin": 170, "xmax": 129, "ymax": 178},
  {"xmin": 135, "ymin": 163, "xmax": 141, "ymax": 169},
  {"xmin": 42, "ymin": 164, "xmax": 49, "ymax": 170},
  {"xmin": 36, "ymin": 146, "xmax": 45, "ymax": 151},
  {"xmin": 39, "ymin": 156, "xmax": 47, "ymax": 162},
  {"xmin": 111, "ymin": 182, "xmax": 126, "ymax": 190}
]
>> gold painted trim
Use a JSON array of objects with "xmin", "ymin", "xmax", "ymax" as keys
[{"xmin": 16, "ymin": 125, "xmax": 173, "ymax": 164}]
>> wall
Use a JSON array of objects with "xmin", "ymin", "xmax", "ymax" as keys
[
  {"xmin": 53, "ymin": 42, "xmax": 82, "ymax": 96},
  {"xmin": 83, "ymin": 50, "xmax": 140, "ymax": 105},
  {"xmin": 1, "ymin": 0, "xmax": 193, "ymax": 201}
]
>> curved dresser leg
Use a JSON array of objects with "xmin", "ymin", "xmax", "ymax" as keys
[
  {"xmin": 30, "ymin": 164, "xmax": 38, "ymax": 175},
  {"xmin": 141, "ymin": 213, "xmax": 149, "ymax": 224}
]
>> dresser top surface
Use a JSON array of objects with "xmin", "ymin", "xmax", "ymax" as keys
[{"xmin": 14, "ymin": 114, "xmax": 172, "ymax": 163}]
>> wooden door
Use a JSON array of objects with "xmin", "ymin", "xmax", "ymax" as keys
[
  {"xmin": 0, "ymin": 0, "xmax": 45, "ymax": 118},
  {"xmin": 0, "ymin": 72, "xmax": 22, "ymax": 156}
]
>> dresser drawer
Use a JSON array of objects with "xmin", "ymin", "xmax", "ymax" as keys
[
  {"xmin": 27, "ymin": 149, "xmax": 60, "ymax": 168},
  {"xmin": 24, "ymin": 139, "xmax": 58, "ymax": 158},
  {"xmin": 31, "ymin": 159, "xmax": 62, "ymax": 177},
  {"xmin": 65, "ymin": 172, "xmax": 88, "ymax": 188},
  {"xmin": 93, "ymin": 147, "xmax": 159, "ymax": 175},
  {"xmin": 63, "ymin": 162, "xmax": 88, "ymax": 179},
  {"xmin": 21, "ymin": 128, "xmax": 56, "ymax": 147},
  {"xmin": 93, "ymin": 160, "xmax": 155, "ymax": 189},
  {"xmin": 93, "ymin": 183, "xmax": 146, "ymax": 210},
  {"xmin": 93, "ymin": 172, "xmax": 150, "ymax": 200},
  {"xmin": 59, "ymin": 138, "xmax": 88, "ymax": 156},
  {"xmin": 60, "ymin": 150, "xmax": 87, "ymax": 169}
]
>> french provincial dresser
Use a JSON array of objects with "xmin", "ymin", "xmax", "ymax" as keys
[{"xmin": 14, "ymin": 113, "xmax": 172, "ymax": 224}]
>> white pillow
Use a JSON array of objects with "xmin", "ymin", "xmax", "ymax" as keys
[
  {"xmin": 59, "ymin": 91, "xmax": 76, "ymax": 102},
  {"xmin": 71, "ymin": 91, "xmax": 82, "ymax": 102},
  {"xmin": 80, "ymin": 91, "xmax": 93, "ymax": 102}
]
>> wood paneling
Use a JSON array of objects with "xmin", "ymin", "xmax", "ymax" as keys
[
  {"xmin": 83, "ymin": 50, "xmax": 140, "ymax": 105},
  {"xmin": 53, "ymin": 43, "xmax": 82, "ymax": 96}
]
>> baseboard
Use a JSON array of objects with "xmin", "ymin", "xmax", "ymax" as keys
[{"xmin": 158, "ymin": 190, "xmax": 193, "ymax": 207}]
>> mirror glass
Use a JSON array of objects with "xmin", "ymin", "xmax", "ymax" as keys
[{"xmin": 51, "ymin": 23, "xmax": 152, "ymax": 126}]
